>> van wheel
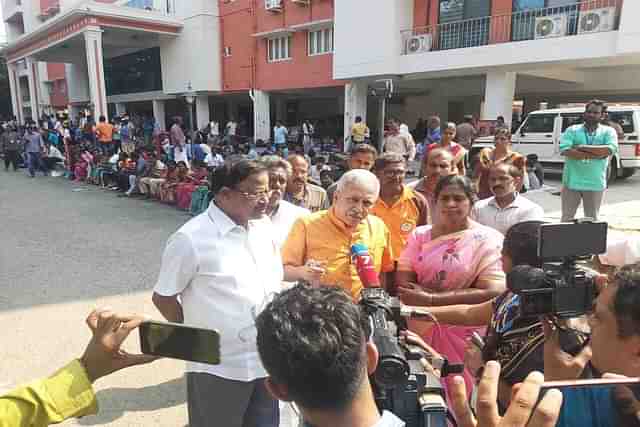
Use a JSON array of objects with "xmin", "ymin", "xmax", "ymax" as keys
[
  {"xmin": 607, "ymin": 159, "xmax": 618, "ymax": 185},
  {"xmin": 621, "ymin": 168, "xmax": 636, "ymax": 179}
]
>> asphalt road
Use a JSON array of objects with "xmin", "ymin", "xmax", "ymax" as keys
[{"xmin": 0, "ymin": 167, "xmax": 638, "ymax": 426}]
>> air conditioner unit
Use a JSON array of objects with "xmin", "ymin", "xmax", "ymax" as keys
[
  {"xmin": 265, "ymin": 0, "xmax": 283, "ymax": 11},
  {"xmin": 534, "ymin": 13, "xmax": 568, "ymax": 40},
  {"xmin": 405, "ymin": 34, "xmax": 432, "ymax": 54},
  {"xmin": 578, "ymin": 7, "xmax": 616, "ymax": 34}
]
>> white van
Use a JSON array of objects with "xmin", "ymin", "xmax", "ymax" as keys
[{"xmin": 472, "ymin": 106, "xmax": 640, "ymax": 181}]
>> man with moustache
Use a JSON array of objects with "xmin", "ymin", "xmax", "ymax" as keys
[
  {"xmin": 371, "ymin": 153, "xmax": 428, "ymax": 262},
  {"xmin": 473, "ymin": 162, "xmax": 544, "ymax": 235},
  {"xmin": 326, "ymin": 143, "xmax": 377, "ymax": 205},
  {"xmin": 282, "ymin": 169, "xmax": 394, "ymax": 300},
  {"xmin": 261, "ymin": 155, "xmax": 310, "ymax": 247},
  {"xmin": 284, "ymin": 154, "xmax": 328, "ymax": 212},
  {"xmin": 407, "ymin": 148, "xmax": 456, "ymax": 223},
  {"xmin": 152, "ymin": 159, "xmax": 283, "ymax": 427}
]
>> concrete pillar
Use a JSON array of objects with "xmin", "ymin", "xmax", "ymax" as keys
[
  {"xmin": 343, "ymin": 80, "xmax": 368, "ymax": 152},
  {"xmin": 26, "ymin": 58, "xmax": 40, "ymax": 121},
  {"xmin": 482, "ymin": 71, "xmax": 516, "ymax": 127},
  {"xmin": 84, "ymin": 27, "xmax": 108, "ymax": 120},
  {"xmin": 152, "ymin": 100, "xmax": 166, "ymax": 131},
  {"xmin": 195, "ymin": 96, "xmax": 210, "ymax": 130},
  {"xmin": 115, "ymin": 103, "xmax": 127, "ymax": 117},
  {"xmin": 7, "ymin": 63, "xmax": 21, "ymax": 123},
  {"xmin": 252, "ymin": 90, "xmax": 271, "ymax": 142}
]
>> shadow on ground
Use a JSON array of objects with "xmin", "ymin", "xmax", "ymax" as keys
[{"xmin": 77, "ymin": 377, "xmax": 186, "ymax": 425}]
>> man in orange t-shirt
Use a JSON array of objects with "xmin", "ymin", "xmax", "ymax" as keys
[
  {"xmin": 95, "ymin": 115, "xmax": 114, "ymax": 155},
  {"xmin": 371, "ymin": 153, "xmax": 428, "ymax": 262}
]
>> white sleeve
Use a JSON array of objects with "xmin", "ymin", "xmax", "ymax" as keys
[
  {"xmin": 153, "ymin": 232, "xmax": 199, "ymax": 297},
  {"xmin": 519, "ymin": 203, "xmax": 545, "ymax": 223}
]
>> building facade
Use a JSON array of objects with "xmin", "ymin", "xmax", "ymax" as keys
[
  {"xmin": 4, "ymin": 0, "xmax": 640, "ymax": 144},
  {"xmin": 335, "ymin": 0, "xmax": 640, "ymax": 141}
]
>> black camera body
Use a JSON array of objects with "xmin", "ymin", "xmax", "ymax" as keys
[
  {"xmin": 360, "ymin": 287, "xmax": 451, "ymax": 427},
  {"xmin": 516, "ymin": 220, "xmax": 607, "ymax": 318}
]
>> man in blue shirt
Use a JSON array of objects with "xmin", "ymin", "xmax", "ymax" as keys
[
  {"xmin": 559, "ymin": 100, "xmax": 618, "ymax": 221},
  {"xmin": 273, "ymin": 121, "xmax": 289, "ymax": 157}
]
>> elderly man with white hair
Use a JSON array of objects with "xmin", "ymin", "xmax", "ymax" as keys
[{"xmin": 281, "ymin": 169, "xmax": 394, "ymax": 300}]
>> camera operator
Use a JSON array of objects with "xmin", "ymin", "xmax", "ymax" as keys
[
  {"xmin": 255, "ymin": 284, "xmax": 563, "ymax": 427},
  {"xmin": 543, "ymin": 263, "xmax": 640, "ymax": 381},
  {"xmin": 402, "ymin": 221, "xmax": 601, "ymax": 409}
]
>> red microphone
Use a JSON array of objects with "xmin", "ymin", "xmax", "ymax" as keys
[{"xmin": 351, "ymin": 243, "xmax": 380, "ymax": 288}]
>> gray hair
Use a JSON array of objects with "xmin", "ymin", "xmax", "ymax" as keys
[
  {"xmin": 336, "ymin": 169, "xmax": 380, "ymax": 196},
  {"xmin": 260, "ymin": 155, "xmax": 292, "ymax": 176}
]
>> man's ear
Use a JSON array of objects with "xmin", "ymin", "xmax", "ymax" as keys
[
  {"xmin": 366, "ymin": 341, "xmax": 379, "ymax": 375},
  {"xmin": 264, "ymin": 377, "xmax": 293, "ymax": 402}
]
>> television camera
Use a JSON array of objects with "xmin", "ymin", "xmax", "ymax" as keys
[{"xmin": 514, "ymin": 220, "xmax": 608, "ymax": 319}]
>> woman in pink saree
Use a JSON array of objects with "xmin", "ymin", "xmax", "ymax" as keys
[{"xmin": 396, "ymin": 175, "xmax": 505, "ymax": 402}]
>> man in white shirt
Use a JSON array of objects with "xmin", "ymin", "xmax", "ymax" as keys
[
  {"xmin": 261, "ymin": 155, "xmax": 310, "ymax": 247},
  {"xmin": 152, "ymin": 159, "xmax": 282, "ymax": 427},
  {"xmin": 473, "ymin": 163, "xmax": 544, "ymax": 235}
]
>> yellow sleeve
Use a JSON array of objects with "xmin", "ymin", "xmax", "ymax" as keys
[
  {"xmin": 282, "ymin": 218, "xmax": 307, "ymax": 267},
  {"xmin": 0, "ymin": 360, "xmax": 98, "ymax": 427}
]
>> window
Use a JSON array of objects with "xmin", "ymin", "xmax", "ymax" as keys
[
  {"xmin": 521, "ymin": 114, "xmax": 555, "ymax": 134},
  {"xmin": 561, "ymin": 113, "xmax": 583, "ymax": 132},
  {"xmin": 267, "ymin": 36, "xmax": 291, "ymax": 62},
  {"xmin": 223, "ymin": 46, "xmax": 232, "ymax": 57},
  {"xmin": 308, "ymin": 27, "xmax": 333, "ymax": 56},
  {"xmin": 608, "ymin": 111, "xmax": 634, "ymax": 134}
]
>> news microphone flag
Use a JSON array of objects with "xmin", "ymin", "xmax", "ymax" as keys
[{"xmin": 351, "ymin": 243, "xmax": 380, "ymax": 288}]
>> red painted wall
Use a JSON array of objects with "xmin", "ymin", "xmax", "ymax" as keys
[
  {"xmin": 490, "ymin": 0, "xmax": 512, "ymax": 43},
  {"xmin": 220, "ymin": 0, "xmax": 341, "ymax": 93},
  {"xmin": 45, "ymin": 63, "xmax": 68, "ymax": 108},
  {"xmin": 413, "ymin": 0, "xmax": 429, "ymax": 28},
  {"xmin": 49, "ymin": 80, "xmax": 68, "ymax": 108},
  {"xmin": 46, "ymin": 63, "xmax": 65, "ymax": 80},
  {"xmin": 40, "ymin": 0, "xmax": 59, "ymax": 13}
]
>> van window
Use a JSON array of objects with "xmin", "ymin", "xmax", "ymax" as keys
[
  {"xmin": 521, "ymin": 114, "xmax": 555, "ymax": 133},
  {"xmin": 607, "ymin": 111, "xmax": 634, "ymax": 134},
  {"xmin": 562, "ymin": 113, "xmax": 584, "ymax": 132},
  {"xmin": 562, "ymin": 111, "xmax": 635, "ymax": 134}
]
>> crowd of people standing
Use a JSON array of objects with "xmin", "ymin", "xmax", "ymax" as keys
[{"xmin": 1, "ymin": 99, "xmax": 632, "ymax": 427}]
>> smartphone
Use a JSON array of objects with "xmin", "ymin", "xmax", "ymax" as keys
[
  {"xmin": 139, "ymin": 321, "xmax": 220, "ymax": 365},
  {"xmin": 539, "ymin": 378, "xmax": 640, "ymax": 427}
]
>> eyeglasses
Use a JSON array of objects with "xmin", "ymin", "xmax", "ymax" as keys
[
  {"xmin": 383, "ymin": 169, "xmax": 407, "ymax": 178},
  {"xmin": 231, "ymin": 188, "xmax": 272, "ymax": 201}
]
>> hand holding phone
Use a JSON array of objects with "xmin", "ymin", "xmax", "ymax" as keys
[{"xmin": 139, "ymin": 321, "xmax": 220, "ymax": 365}]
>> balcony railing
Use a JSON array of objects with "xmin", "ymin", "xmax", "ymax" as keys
[{"xmin": 401, "ymin": 0, "xmax": 622, "ymax": 55}]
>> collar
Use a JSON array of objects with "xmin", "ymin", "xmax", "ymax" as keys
[
  {"xmin": 377, "ymin": 185, "xmax": 413, "ymax": 209},
  {"xmin": 488, "ymin": 193, "xmax": 522, "ymax": 209},
  {"xmin": 207, "ymin": 202, "xmax": 242, "ymax": 236}
]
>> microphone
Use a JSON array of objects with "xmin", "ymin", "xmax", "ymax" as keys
[{"xmin": 351, "ymin": 243, "xmax": 380, "ymax": 288}]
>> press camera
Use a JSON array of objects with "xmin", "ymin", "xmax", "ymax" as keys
[
  {"xmin": 360, "ymin": 287, "xmax": 462, "ymax": 427},
  {"xmin": 515, "ymin": 220, "xmax": 608, "ymax": 318}
]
